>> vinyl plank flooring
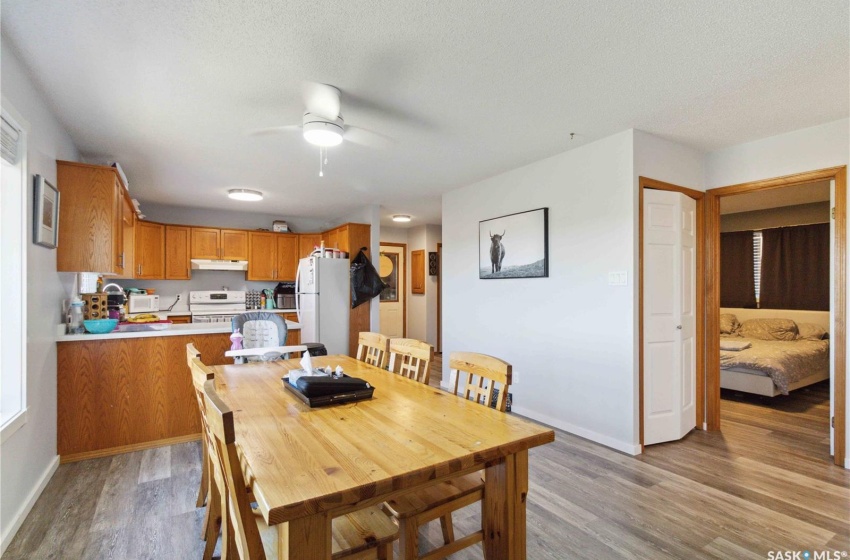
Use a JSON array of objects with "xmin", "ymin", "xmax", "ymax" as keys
[{"xmin": 6, "ymin": 381, "xmax": 848, "ymax": 559}]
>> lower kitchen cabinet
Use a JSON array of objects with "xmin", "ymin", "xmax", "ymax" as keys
[{"xmin": 57, "ymin": 328, "xmax": 303, "ymax": 462}]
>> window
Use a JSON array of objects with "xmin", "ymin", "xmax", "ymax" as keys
[
  {"xmin": 753, "ymin": 231, "xmax": 762, "ymax": 306},
  {"xmin": 1, "ymin": 106, "xmax": 28, "ymax": 434}
]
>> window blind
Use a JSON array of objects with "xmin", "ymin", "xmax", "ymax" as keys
[
  {"xmin": 1, "ymin": 115, "xmax": 20, "ymax": 165},
  {"xmin": 753, "ymin": 231, "xmax": 763, "ymax": 305}
]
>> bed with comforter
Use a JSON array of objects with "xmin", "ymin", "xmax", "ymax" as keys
[{"xmin": 719, "ymin": 308, "xmax": 830, "ymax": 396}]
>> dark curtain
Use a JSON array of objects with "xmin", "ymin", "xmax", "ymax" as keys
[
  {"xmin": 760, "ymin": 223, "xmax": 830, "ymax": 311},
  {"xmin": 720, "ymin": 231, "xmax": 756, "ymax": 308}
]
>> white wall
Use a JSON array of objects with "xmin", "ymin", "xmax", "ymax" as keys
[
  {"xmin": 380, "ymin": 226, "xmax": 409, "ymax": 245},
  {"xmin": 703, "ymin": 117, "xmax": 850, "ymax": 467},
  {"xmin": 705, "ymin": 119, "xmax": 849, "ymax": 189},
  {"xmin": 0, "ymin": 38, "xmax": 80, "ymax": 552},
  {"xmin": 442, "ymin": 129, "xmax": 640, "ymax": 453},
  {"xmin": 425, "ymin": 224, "xmax": 442, "ymax": 348},
  {"xmin": 140, "ymin": 201, "xmax": 331, "ymax": 233}
]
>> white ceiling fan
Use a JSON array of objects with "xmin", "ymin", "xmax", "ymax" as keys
[{"xmin": 252, "ymin": 82, "xmax": 393, "ymax": 176}]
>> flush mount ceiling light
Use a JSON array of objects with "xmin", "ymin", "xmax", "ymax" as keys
[
  {"xmin": 228, "ymin": 189, "xmax": 263, "ymax": 202},
  {"xmin": 392, "ymin": 215, "xmax": 412, "ymax": 223}
]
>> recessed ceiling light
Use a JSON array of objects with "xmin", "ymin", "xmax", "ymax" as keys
[
  {"xmin": 228, "ymin": 189, "xmax": 263, "ymax": 202},
  {"xmin": 392, "ymin": 215, "xmax": 412, "ymax": 222}
]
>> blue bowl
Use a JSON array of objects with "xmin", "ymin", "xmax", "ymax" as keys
[{"xmin": 83, "ymin": 319, "xmax": 119, "ymax": 334}]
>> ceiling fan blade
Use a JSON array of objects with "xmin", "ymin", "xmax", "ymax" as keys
[
  {"xmin": 247, "ymin": 124, "xmax": 301, "ymax": 136},
  {"xmin": 302, "ymin": 82, "xmax": 341, "ymax": 121},
  {"xmin": 345, "ymin": 126, "xmax": 394, "ymax": 149}
]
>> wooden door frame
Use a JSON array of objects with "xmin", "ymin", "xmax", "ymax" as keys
[
  {"xmin": 437, "ymin": 243, "xmax": 442, "ymax": 353},
  {"xmin": 705, "ymin": 166, "xmax": 846, "ymax": 467},
  {"xmin": 379, "ymin": 242, "xmax": 407, "ymax": 338},
  {"xmin": 639, "ymin": 177, "xmax": 706, "ymax": 450}
]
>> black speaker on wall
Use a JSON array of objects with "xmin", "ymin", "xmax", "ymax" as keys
[{"xmin": 428, "ymin": 252, "xmax": 438, "ymax": 276}]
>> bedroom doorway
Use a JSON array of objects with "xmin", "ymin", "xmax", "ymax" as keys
[{"xmin": 705, "ymin": 166, "xmax": 847, "ymax": 468}]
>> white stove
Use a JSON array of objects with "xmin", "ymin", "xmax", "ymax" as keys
[{"xmin": 189, "ymin": 290, "xmax": 246, "ymax": 324}]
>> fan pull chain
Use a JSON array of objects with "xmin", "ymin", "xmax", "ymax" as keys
[{"xmin": 319, "ymin": 147, "xmax": 324, "ymax": 177}]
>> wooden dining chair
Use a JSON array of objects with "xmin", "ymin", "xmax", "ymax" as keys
[
  {"xmin": 202, "ymin": 379, "xmax": 399, "ymax": 560},
  {"xmin": 187, "ymin": 350, "xmax": 222, "ymax": 560},
  {"xmin": 387, "ymin": 338, "xmax": 434, "ymax": 385},
  {"xmin": 383, "ymin": 352, "xmax": 512, "ymax": 560},
  {"xmin": 356, "ymin": 331, "xmax": 390, "ymax": 369}
]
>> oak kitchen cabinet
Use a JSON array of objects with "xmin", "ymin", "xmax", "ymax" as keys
[
  {"xmin": 247, "ymin": 232, "xmax": 299, "ymax": 281},
  {"xmin": 57, "ymin": 161, "xmax": 132, "ymax": 275},
  {"xmin": 165, "ymin": 225, "xmax": 191, "ymax": 280},
  {"xmin": 134, "ymin": 221, "xmax": 165, "ymax": 279},
  {"xmin": 298, "ymin": 233, "xmax": 322, "ymax": 258},
  {"xmin": 191, "ymin": 227, "xmax": 249, "ymax": 260}
]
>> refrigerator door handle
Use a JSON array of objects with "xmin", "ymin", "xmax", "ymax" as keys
[{"xmin": 295, "ymin": 261, "xmax": 302, "ymax": 323}]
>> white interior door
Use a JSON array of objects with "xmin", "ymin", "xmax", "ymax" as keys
[
  {"xmin": 379, "ymin": 245, "xmax": 405, "ymax": 338},
  {"xmin": 644, "ymin": 189, "xmax": 696, "ymax": 445}
]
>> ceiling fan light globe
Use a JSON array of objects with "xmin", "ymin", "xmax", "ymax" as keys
[
  {"xmin": 228, "ymin": 189, "xmax": 264, "ymax": 202},
  {"xmin": 303, "ymin": 120, "xmax": 344, "ymax": 147}
]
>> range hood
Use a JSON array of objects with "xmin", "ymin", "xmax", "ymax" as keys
[{"xmin": 190, "ymin": 259, "xmax": 248, "ymax": 271}]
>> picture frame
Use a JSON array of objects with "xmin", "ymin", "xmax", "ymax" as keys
[
  {"xmin": 479, "ymin": 207, "xmax": 548, "ymax": 279},
  {"xmin": 33, "ymin": 174, "xmax": 60, "ymax": 249}
]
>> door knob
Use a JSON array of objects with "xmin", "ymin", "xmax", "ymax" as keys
[{"xmin": 676, "ymin": 325, "xmax": 683, "ymax": 330}]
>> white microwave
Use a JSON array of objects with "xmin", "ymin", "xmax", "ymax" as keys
[{"xmin": 128, "ymin": 294, "xmax": 160, "ymax": 313}]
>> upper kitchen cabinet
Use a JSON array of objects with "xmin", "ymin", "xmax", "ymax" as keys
[
  {"xmin": 247, "ymin": 231, "xmax": 299, "ymax": 281},
  {"xmin": 113, "ymin": 195, "xmax": 136, "ymax": 279},
  {"xmin": 165, "ymin": 225, "xmax": 191, "ymax": 280},
  {"xmin": 57, "ymin": 161, "xmax": 131, "ymax": 274},
  {"xmin": 323, "ymin": 223, "xmax": 370, "ymax": 257},
  {"xmin": 191, "ymin": 227, "xmax": 248, "ymax": 260},
  {"xmin": 134, "ymin": 221, "xmax": 165, "ymax": 279},
  {"xmin": 298, "ymin": 233, "xmax": 322, "ymax": 259},
  {"xmin": 276, "ymin": 234, "xmax": 299, "ymax": 280}
]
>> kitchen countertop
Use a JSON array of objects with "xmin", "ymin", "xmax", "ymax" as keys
[{"xmin": 58, "ymin": 320, "xmax": 301, "ymax": 342}]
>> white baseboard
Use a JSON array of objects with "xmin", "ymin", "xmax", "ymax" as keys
[
  {"xmin": 510, "ymin": 405, "xmax": 642, "ymax": 456},
  {"xmin": 1, "ymin": 454, "xmax": 59, "ymax": 555}
]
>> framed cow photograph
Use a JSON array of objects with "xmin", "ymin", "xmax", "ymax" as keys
[{"xmin": 479, "ymin": 207, "xmax": 548, "ymax": 279}]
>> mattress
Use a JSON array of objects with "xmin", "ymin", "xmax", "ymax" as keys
[{"xmin": 719, "ymin": 336, "xmax": 829, "ymax": 395}]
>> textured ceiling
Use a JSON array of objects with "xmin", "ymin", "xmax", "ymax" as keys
[{"xmin": 2, "ymin": 1, "xmax": 847, "ymax": 227}]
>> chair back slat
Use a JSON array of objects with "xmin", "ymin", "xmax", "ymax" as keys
[
  {"xmin": 388, "ymin": 338, "xmax": 434, "ymax": 384},
  {"xmin": 449, "ymin": 352, "xmax": 512, "ymax": 411},
  {"xmin": 203, "ymin": 379, "xmax": 266, "ymax": 560},
  {"xmin": 356, "ymin": 332, "xmax": 389, "ymax": 369}
]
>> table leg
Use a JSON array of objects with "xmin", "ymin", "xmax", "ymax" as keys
[
  {"xmin": 278, "ymin": 513, "xmax": 331, "ymax": 560},
  {"xmin": 482, "ymin": 450, "xmax": 528, "ymax": 560}
]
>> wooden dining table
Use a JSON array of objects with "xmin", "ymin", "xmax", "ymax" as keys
[{"xmin": 211, "ymin": 355, "xmax": 555, "ymax": 560}]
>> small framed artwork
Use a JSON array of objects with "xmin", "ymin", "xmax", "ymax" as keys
[
  {"xmin": 33, "ymin": 175, "xmax": 60, "ymax": 248},
  {"xmin": 479, "ymin": 207, "xmax": 548, "ymax": 279}
]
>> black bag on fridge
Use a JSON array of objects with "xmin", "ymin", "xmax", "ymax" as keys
[{"xmin": 350, "ymin": 248, "xmax": 387, "ymax": 309}]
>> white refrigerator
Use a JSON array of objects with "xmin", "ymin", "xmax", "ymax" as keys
[{"xmin": 295, "ymin": 257, "xmax": 351, "ymax": 355}]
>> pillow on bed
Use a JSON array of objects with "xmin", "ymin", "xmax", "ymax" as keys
[
  {"xmin": 719, "ymin": 313, "xmax": 738, "ymax": 334},
  {"xmin": 738, "ymin": 318, "xmax": 798, "ymax": 341},
  {"xmin": 796, "ymin": 322, "xmax": 828, "ymax": 341}
]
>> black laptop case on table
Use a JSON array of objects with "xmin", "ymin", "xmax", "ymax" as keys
[{"xmin": 282, "ymin": 374, "xmax": 374, "ymax": 407}]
